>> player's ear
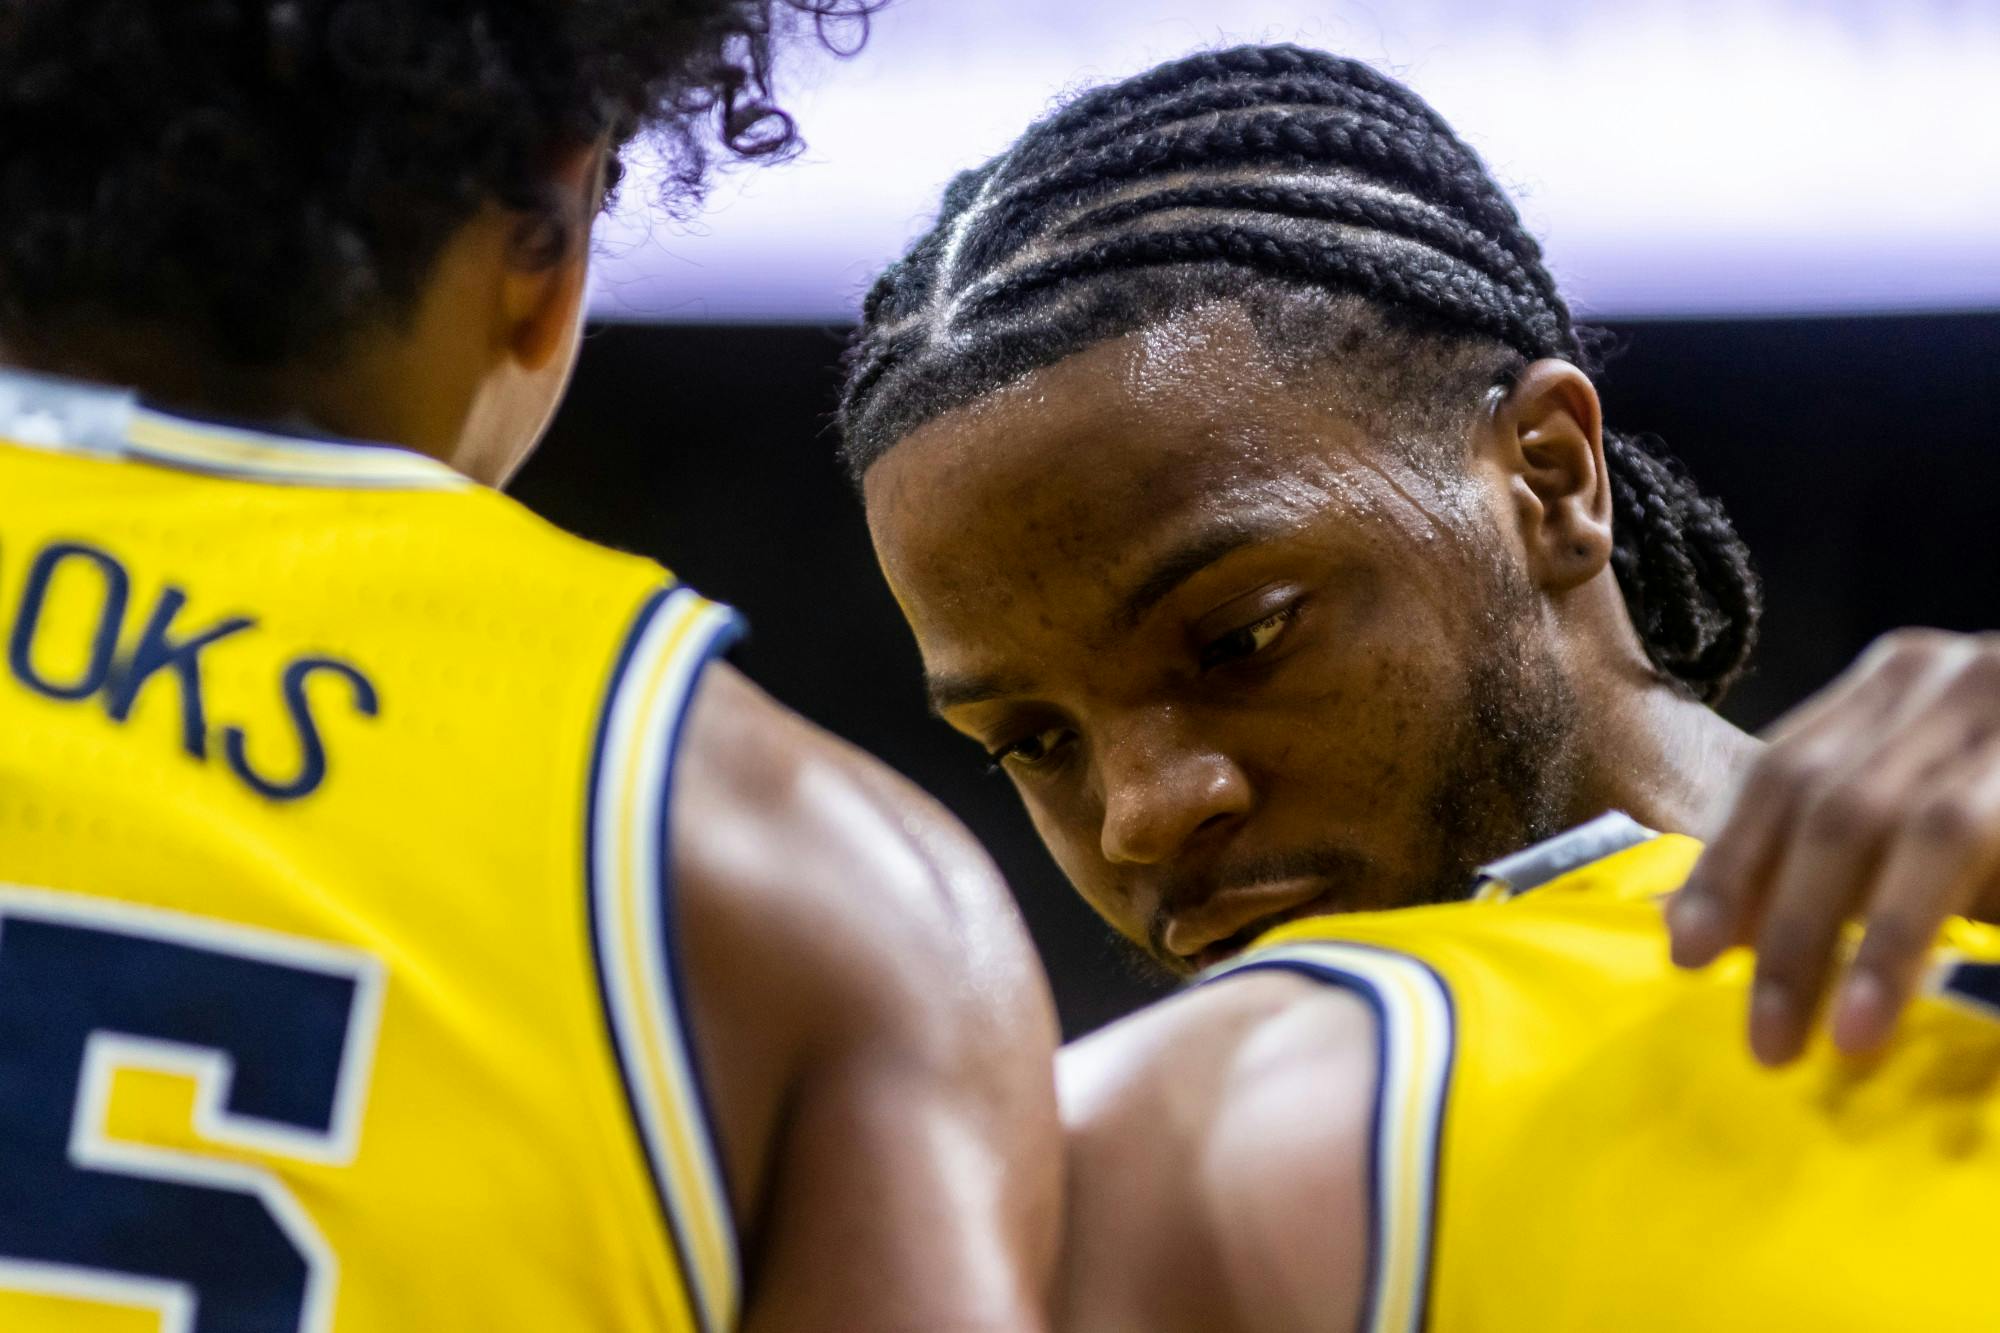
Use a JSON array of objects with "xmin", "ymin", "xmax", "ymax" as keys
[
  {"xmin": 1487, "ymin": 358, "xmax": 1613, "ymax": 593},
  {"xmin": 498, "ymin": 141, "xmax": 606, "ymax": 373}
]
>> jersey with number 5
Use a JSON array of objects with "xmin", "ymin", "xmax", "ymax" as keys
[
  {"xmin": 1210, "ymin": 817, "xmax": 2000, "ymax": 1333},
  {"xmin": 0, "ymin": 369, "xmax": 743, "ymax": 1333}
]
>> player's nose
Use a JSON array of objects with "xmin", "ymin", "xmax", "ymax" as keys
[{"xmin": 1097, "ymin": 721, "xmax": 1251, "ymax": 867}]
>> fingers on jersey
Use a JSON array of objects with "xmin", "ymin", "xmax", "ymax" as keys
[
  {"xmin": 1668, "ymin": 630, "xmax": 1938, "ymax": 968},
  {"xmin": 1669, "ymin": 630, "xmax": 2000, "ymax": 1065},
  {"xmin": 1739, "ymin": 686, "xmax": 1971, "ymax": 1067},
  {"xmin": 1831, "ymin": 750, "xmax": 2000, "ymax": 1055}
]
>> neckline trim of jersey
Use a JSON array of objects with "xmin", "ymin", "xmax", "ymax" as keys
[
  {"xmin": 1472, "ymin": 811, "xmax": 1659, "ymax": 900},
  {"xmin": 0, "ymin": 366, "xmax": 470, "ymax": 491}
]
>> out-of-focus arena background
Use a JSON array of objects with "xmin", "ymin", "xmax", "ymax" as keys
[{"xmin": 517, "ymin": 0, "xmax": 2000, "ymax": 1035}]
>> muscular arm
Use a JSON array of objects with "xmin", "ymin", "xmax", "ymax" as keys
[
  {"xmin": 1057, "ymin": 971, "xmax": 1376, "ymax": 1333},
  {"xmin": 674, "ymin": 664, "xmax": 1062, "ymax": 1333}
]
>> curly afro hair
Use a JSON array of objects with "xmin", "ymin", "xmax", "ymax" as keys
[{"xmin": 0, "ymin": 0, "xmax": 873, "ymax": 365}]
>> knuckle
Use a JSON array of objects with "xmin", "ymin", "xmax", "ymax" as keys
[
  {"xmin": 1800, "ymin": 783, "xmax": 1892, "ymax": 845},
  {"xmin": 1864, "ymin": 628, "xmax": 1951, "ymax": 677},
  {"xmin": 1875, "ymin": 626, "xmax": 1954, "ymax": 658},
  {"xmin": 1909, "ymin": 793, "xmax": 1979, "ymax": 845},
  {"xmin": 1682, "ymin": 871, "xmax": 1741, "ymax": 911}
]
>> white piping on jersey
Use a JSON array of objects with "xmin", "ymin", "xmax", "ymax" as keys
[
  {"xmin": 1203, "ymin": 940, "xmax": 1456, "ymax": 1333},
  {"xmin": 1473, "ymin": 810, "xmax": 1658, "ymax": 901},
  {"xmin": 586, "ymin": 585, "xmax": 746, "ymax": 1333},
  {"xmin": 0, "ymin": 366, "xmax": 468, "ymax": 491}
]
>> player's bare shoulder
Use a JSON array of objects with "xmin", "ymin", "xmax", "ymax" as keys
[
  {"xmin": 1058, "ymin": 969, "xmax": 1378, "ymax": 1333},
  {"xmin": 670, "ymin": 661, "xmax": 1061, "ymax": 1332},
  {"xmin": 673, "ymin": 661, "xmax": 1038, "ymax": 992}
]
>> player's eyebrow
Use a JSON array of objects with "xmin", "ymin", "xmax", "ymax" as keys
[
  {"xmin": 1114, "ymin": 516, "xmax": 1289, "ymax": 631},
  {"xmin": 927, "ymin": 516, "xmax": 1297, "ymax": 714},
  {"xmin": 927, "ymin": 670, "xmax": 1034, "ymax": 715}
]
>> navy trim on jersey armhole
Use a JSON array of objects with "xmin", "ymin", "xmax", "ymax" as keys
[{"xmin": 1213, "ymin": 944, "xmax": 1456, "ymax": 1333}]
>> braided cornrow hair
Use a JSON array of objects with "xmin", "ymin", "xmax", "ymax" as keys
[{"xmin": 838, "ymin": 43, "xmax": 1760, "ymax": 704}]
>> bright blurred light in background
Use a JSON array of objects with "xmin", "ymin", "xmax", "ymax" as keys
[{"xmin": 590, "ymin": 0, "xmax": 2000, "ymax": 323}]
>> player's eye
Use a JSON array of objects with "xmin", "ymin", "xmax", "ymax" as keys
[
  {"xmin": 988, "ymin": 725, "xmax": 1072, "ymax": 773},
  {"xmin": 1199, "ymin": 603, "xmax": 1299, "ymax": 671}
]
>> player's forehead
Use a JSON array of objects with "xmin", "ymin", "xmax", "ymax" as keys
[
  {"xmin": 862, "ymin": 313, "xmax": 1428, "ymax": 700},
  {"xmin": 871, "ymin": 329, "xmax": 1321, "ymax": 590}
]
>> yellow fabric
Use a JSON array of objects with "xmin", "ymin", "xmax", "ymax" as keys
[
  {"xmin": 0, "ymin": 391, "xmax": 742, "ymax": 1333},
  {"xmin": 1223, "ymin": 833, "xmax": 2000, "ymax": 1333}
]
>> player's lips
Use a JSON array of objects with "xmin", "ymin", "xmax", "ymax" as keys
[{"xmin": 1163, "ymin": 878, "xmax": 1344, "ymax": 973}]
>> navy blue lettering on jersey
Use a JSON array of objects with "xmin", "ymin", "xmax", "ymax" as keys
[
  {"xmin": 104, "ymin": 586, "xmax": 257, "ymax": 759},
  {"xmin": 10, "ymin": 541, "xmax": 128, "ymax": 701},
  {"xmin": 222, "ymin": 658, "xmax": 381, "ymax": 803},
  {"xmin": 1, "ymin": 537, "xmax": 377, "ymax": 802}
]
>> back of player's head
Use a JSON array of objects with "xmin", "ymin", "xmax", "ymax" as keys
[
  {"xmin": 840, "ymin": 43, "xmax": 1761, "ymax": 703},
  {"xmin": 0, "ymin": 0, "xmax": 870, "ymax": 366}
]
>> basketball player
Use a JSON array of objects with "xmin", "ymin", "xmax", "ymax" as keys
[
  {"xmin": 1055, "ymin": 813, "xmax": 2000, "ymax": 1331},
  {"xmin": 0, "ymin": 5, "xmax": 1058, "ymax": 1331},
  {"xmin": 840, "ymin": 43, "xmax": 2000, "ymax": 1067},
  {"xmin": 840, "ymin": 46, "xmax": 2000, "ymax": 1327}
]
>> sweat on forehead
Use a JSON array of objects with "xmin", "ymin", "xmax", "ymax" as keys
[
  {"xmin": 877, "ymin": 287, "xmax": 1510, "ymax": 487},
  {"xmin": 863, "ymin": 309, "xmax": 1485, "ymax": 635}
]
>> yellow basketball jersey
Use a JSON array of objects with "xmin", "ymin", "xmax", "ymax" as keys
[
  {"xmin": 1212, "ymin": 814, "xmax": 2000, "ymax": 1333},
  {"xmin": 0, "ymin": 369, "xmax": 742, "ymax": 1332}
]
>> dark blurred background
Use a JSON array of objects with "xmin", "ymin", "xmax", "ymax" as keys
[{"xmin": 515, "ymin": 312, "xmax": 2000, "ymax": 1036}]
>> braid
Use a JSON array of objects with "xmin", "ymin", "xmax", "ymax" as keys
[
  {"xmin": 1601, "ymin": 431, "xmax": 1761, "ymax": 702},
  {"xmin": 961, "ymin": 226, "xmax": 1562, "ymax": 356},
  {"xmin": 961, "ymin": 107, "xmax": 1533, "ymax": 284},
  {"xmin": 840, "ymin": 43, "xmax": 1762, "ymax": 702},
  {"xmin": 1055, "ymin": 182, "xmax": 1552, "ymax": 307}
]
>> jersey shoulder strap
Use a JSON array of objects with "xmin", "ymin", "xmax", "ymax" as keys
[
  {"xmin": 585, "ymin": 584, "xmax": 745, "ymax": 1333},
  {"xmin": 1202, "ymin": 816, "xmax": 1698, "ymax": 1333}
]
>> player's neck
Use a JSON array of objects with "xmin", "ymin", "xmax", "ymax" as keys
[
  {"xmin": 1567, "ymin": 666, "xmax": 1759, "ymax": 841},
  {"xmin": 1539, "ymin": 571, "xmax": 1760, "ymax": 840}
]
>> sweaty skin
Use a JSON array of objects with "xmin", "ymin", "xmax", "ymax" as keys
[
  {"xmin": 677, "ymin": 665, "xmax": 1062, "ymax": 1333},
  {"xmin": 866, "ymin": 301, "xmax": 1757, "ymax": 980}
]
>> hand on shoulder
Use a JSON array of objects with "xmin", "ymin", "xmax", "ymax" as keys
[{"xmin": 1670, "ymin": 629, "xmax": 2000, "ymax": 1064}]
